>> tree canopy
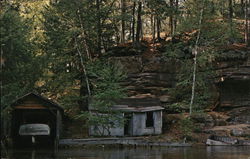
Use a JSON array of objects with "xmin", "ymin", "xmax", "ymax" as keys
[{"xmin": 1, "ymin": 0, "xmax": 248, "ymax": 115}]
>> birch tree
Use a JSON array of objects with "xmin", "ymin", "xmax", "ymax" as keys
[{"xmin": 189, "ymin": 0, "xmax": 205, "ymax": 115}]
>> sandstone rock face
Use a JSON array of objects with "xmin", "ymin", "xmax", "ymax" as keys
[
  {"xmin": 227, "ymin": 107, "xmax": 250, "ymax": 124},
  {"xmin": 111, "ymin": 50, "xmax": 250, "ymax": 125},
  {"xmin": 216, "ymin": 53, "xmax": 250, "ymax": 124},
  {"xmin": 209, "ymin": 112, "xmax": 229, "ymax": 126},
  {"xmin": 113, "ymin": 55, "xmax": 178, "ymax": 97},
  {"xmin": 159, "ymin": 95, "xmax": 172, "ymax": 103},
  {"xmin": 142, "ymin": 57, "xmax": 181, "ymax": 73},
  {"xmin": 110, "ymin": 56, "xmax": 143, "ymax": 74},
  {"xmin": 216, "ymin": 51, "xmax": 250, "ymax": 81}
]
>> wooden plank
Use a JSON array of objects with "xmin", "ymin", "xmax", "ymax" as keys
[
  {"xmin": 14, "ymin": 105, "xmax": 47, "ymax": 109},
  {"xmin": 56, "ymin": 110, "xmax": 60, "ymax": 139},
  {"xmin": 55, "ymin": 110, "xmax": 60, "ymax": 152},
  {"xmin": 17, "ymin": 103, "xmax": 45, "ymax": 106}
]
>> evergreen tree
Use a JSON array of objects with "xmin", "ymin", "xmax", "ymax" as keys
[
  {"xmin": 146, "ymin": 0, "xmax": 168, "ymax": 41},
  {"xmin": 42, "ymin": 0, "xmax": 121, "ymax": 111},
  {"xmin": 77, "ymin": 61, "xmax": 127, "ymax": 136},
  {"xmin": 0, "ymin": 2, "xmax": 42, "ymax": 109},
  {"xmin": 1, "ymin": 0, "xmax": 247, "ymax": 120}
]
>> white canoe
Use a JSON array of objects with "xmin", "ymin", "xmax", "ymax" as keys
[{"xmin": 19, "ymin": 124, "xmax": 50, "ymax": 136}]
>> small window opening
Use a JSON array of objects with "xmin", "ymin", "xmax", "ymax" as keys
[{"xmin": 146, "ymin": 112, "xmax": 154, "ymax": 127}]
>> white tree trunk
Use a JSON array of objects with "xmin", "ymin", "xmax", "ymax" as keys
[
  {"xmin": 189, "ymin": 0, "xmax": 204, "ymax": 115},
  {"xmin": 75, "ymin": 38, "xmax": 91, "ymax": 97}
]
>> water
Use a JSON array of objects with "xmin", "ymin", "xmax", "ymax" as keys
[{"xmin": 3, "ymin": 146, "xmax": 250, "ymax": 159}]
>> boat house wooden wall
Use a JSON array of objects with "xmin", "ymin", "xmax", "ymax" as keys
[{"xmin": 10, "ymin": 92, "xmax": 63, "ymax": 147}]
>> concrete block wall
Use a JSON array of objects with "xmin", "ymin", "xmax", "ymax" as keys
[
  {"xmin": 132, "ymin": 111, "xmax": 162, "ymax": 136},
  {"xmin": 89, "ymin": 111, "xmax": 162, "ymax": 136}
]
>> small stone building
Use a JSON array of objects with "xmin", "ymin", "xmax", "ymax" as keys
[
  {"xmin": 89, "ymin": 98, "xmax": 164, "ymax": 136},
  {"xmin": 10, "ymin": 92, "xmax": 63, "ymax": 147}
]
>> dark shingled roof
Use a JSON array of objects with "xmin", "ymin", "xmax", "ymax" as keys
[
  {"xmin": 116, "ymin": 98, "xmax": 161, "ymax": 107},
  {"xmin": 89, "ymin": 97, "xmax": 164, "ymax": 112}
]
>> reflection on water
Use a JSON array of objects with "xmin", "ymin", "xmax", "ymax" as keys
[
  {"xmin": 4, "ymin": 148, "xmax": 55, "ymax": 159},
  {"xmin": 4, "ymin": 146, "xmax": 250, "ymax": 159}
]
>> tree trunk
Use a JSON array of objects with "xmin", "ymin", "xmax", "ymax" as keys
[
  {"xmin": 228, "ymin": 0, "xmax": 233, "ymax": 36},
  {"xmin": 141, "ymin": 13, "xmax": 144, "ymax": 41},
  {"xmin": 79, "ymin": 79, "xmax": 89, "ymax": 111},
  {"xmin": 135, "ymin": 1, "xmax": 142, "ymax": 46},
  {"xmin": 174, "ymin": 0, "xmax": 179, "ymax": 31},
  {"xmin": 76, "ymin": 10, "xmax": 92, "ymax": 111},
  {"xmin": 169, "ymin": 0, "xmax": 174, "ymax": 36},
  {"xmin": 241, "ymin": 0, "xmax": 244, "ymax": 16},
  {"xmin": 77, "ymin": 10, "xmax": 92, "ymax": 60},
  {"xmin": 156, "ymin": 16, "xmax": 161, "ymax": 41},
  {"xmin": 131, "ymin": 1, "xmax": 136, "ymax": 43},
  {"xmin": 190, "ymin": 0, "xmax": 204, "ymax": 115},
  {"xmin": 96, "ymin": 0, "xmax": 101, "ymax": 54},
  {"xmin": 245, "ymin": 0, "xmax": 250, "ymax": 46},
  {"xmin": 75, "ymin": 37, "xmax": 91, "ymax": 111},
  {"xmin": 120, "ymin": 0, "xmax": 125, "ymax": 43},
  {"xmin": 151, "ymin": 14, "xmax": 156, "ymax": 44}
]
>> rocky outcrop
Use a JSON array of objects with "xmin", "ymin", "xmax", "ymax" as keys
[
  {"xmin": 217, "ymin": 54, "xmax": 250, "ymax": 109},
  {"xmin": 191, "ymin": 113, "xmax": 214, "ymax": 127},
  {"xmin": 112, "ymin": 55, "xmax": 179, "ymax": 97},
  {"xmin": 216, "ymin": 53, "xmax": 250, "ymax": 124},
  {"xmin": 204, "ymin": 124, "xmax": 250, "ymax": 137},
  {"xmin": 110, "ymin": 46, "xmax": 250, "ymax": 126},
  {"xmin": 227, "ymin": 107, "xmax": 250, "ymax": 124},
  {"xmin": 216, "ymin": 50, "xmax": 250, "ymax": 81}
]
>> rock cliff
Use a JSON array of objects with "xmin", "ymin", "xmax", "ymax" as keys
[
  {"xmin": 109, "ymin": 45, "xmax": 250, "ymax": 125},
  {"xmin": 216, "ymin": 50, "xmax": 250, "ymax": 124}
]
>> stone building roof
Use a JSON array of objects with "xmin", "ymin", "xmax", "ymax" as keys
[{"xmin": 89, "ymin": 97, "xmax": 164, "ymax": 112}]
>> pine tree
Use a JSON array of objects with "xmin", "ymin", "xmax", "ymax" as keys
[
  {"xmin": 42, "ymin": 0, "xmax": 121, "ymax": 111},
  {"xmin": 1, "ymin": 2, "xmax": 42, "ymax": 109},
  {"xmin": 77, "ymin": 61, "xmax": 127, "ymax": 136}
]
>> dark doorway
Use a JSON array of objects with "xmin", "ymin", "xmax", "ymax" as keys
[
  {"xmin": 124, "ymin": 113, "xmax": 132, "ymax": 136},
  {"xmin": 146, "ymin": 112, "xmax": 154, "ymax": 127}
]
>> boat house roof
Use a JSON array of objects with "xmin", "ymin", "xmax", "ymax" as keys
[{"xmin": 11, "ymin": 92, "xmax": 63, "ymax": 112}]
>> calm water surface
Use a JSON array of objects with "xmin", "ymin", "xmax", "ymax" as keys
[{"xmin": 4, "ymin": 146, "xmax": 250, "ymax": 159}]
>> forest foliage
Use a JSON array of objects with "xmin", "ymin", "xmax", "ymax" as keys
[{"xmin": 1, "ymin": 0, "xmax": 249, "ymax": 119}]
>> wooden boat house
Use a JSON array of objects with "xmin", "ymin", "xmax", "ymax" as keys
[
  {"xmin": 89, "ymin": 98, "xmax": 164, "ymax": 136},
  {"xmin": 10, "ymin": 92, "xmax": 63, "ymax": 147}
]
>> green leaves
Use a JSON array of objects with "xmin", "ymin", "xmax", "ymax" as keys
[
  {"xmin": 88, "ymin": 60, "xmax": 127, "ymax": 106},
  {"xmin": 1, "ymin": 3, "xmax": 42, "ymax": 109},
  {"xmin": 164, "ymin": 0, "xmax": 241, "ymax": 113},
  {"xmin": 76, "ymin": 60, "xmax": 127, "ymax": 135},
  {"xmin": 179, "ymin": 117, "xmax": 194, "ymax": 138}
]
